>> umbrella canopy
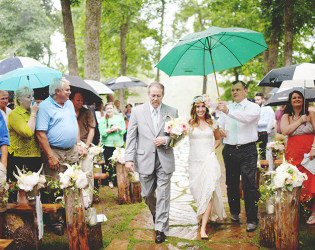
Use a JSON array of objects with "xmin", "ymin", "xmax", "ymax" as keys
[
  {"xmin": 265, "ymin": 87, "xmax": 315, "ymax": 106},
  {"xmin": 156, "ymin": 26, "xmax": 267, "ymax": 96},
  {"xmin": 84, "ymin": 79, "xmax": 113, "ymax": 94},
  {"xmin": 258, "ymin": 63, "xmax": 315, "ymax": 88},
  {"xmin": 34, "ymin": 75, "xmax": 102, "ymax": 104},
  {"xmin": 0, "ymin": 56, "xmax": 44, "ymax": 75},
  {"xmin": 105, "ymin": 76, "xmax": 147, "ymax": 90},
  {"xmin": 0, "ymin": 66, "xmax": 62, "ymax": 91}
]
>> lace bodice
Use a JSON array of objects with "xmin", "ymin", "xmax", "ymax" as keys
[{"xmin": 188, "ymin": 122, "xmax": 217, "ymax": 161}]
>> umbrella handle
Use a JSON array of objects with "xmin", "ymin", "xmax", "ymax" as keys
[{"xmin": 209, "ymin": 49, "xmax": 220, "ymax": 99}]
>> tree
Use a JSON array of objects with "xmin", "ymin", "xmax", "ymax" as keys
[
  {"xmin": 0, "ymin": 0, "xmax": 57, "ymax": 62},
  {"xmin": 60, "ymin": 0, "xmax": 79, "ymax": 75},
  {"xmin": 283, "ymin": 0, "xmax": 294, "ymax": 66},
  {"xmin": 84, "ymin": 0, "xmax": 102, "ymax": 80}
]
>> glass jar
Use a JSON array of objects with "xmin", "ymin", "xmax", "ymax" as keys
[
  {"xmin": 87, "ymin": 207, "xmax": 98, "ymax": 226},
  {"xmin": 266, "ymin": 196, "xmax": 275, "ymax": 214}
]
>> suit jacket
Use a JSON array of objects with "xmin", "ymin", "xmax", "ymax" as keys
[{"xmin": 125, "ymin": 102, "xmax": 178, "ymax": 175}]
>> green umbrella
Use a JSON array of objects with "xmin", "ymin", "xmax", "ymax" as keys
[{"xmin": 156, "ymin": 26, "xmax": 267, "ymax": 97}]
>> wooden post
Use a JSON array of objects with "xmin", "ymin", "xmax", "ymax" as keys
[
  {"xmin": 274, "ymin": 187, "xmax": 301, "ymax": 250},
  {"xmin": 116, "ymin": 163, "xmax": 131, "ymax": 204},
  {"xmin": 64, "ymin": 188, "xmax": 89, "ymax": 250},
  {"xmin": 259, "ymin": 212, "xmax": 275, "ymax": 248},
  {"xmin": 130, "ymin": 181, "xmax": 142, "ymax": 203},
  {"xmin": 87, "ymin": 223, "xmax": 103, "ymax": 249},
  {"xmin": 0, "ymin": 213, "xmax": 4, "ymax": 238}
]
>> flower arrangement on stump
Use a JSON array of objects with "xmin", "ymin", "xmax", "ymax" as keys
[{"xmin": 267, "ymin": 141, "xmax": 285, "ymax": 162}]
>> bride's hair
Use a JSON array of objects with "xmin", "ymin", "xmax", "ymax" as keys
[{"xmin": 188, "ymin": 102, "xmax": 213, "ymax": 129}]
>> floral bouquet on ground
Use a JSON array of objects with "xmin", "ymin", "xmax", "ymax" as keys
[
  {"xmin": 164, "ymin": 117, "xmax": 188, "ymax": 147},
  {"xmin": 13, "ymin": 166, "xmax": 46, "ymax": 200}
]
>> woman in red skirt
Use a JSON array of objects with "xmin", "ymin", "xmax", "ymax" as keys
[{"xmin": 281, "ymin": 90, "xmax": 315, "ymax": 225}]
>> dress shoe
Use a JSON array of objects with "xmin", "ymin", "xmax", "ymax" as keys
[
  {"xmin": 155, "ymin": 230, "xmax": 166, "ymax": 244},
  {"xmin": 231, "ymin": 214, "xmax": 239, "ymax": 222},
  {"xmin": 53, "ymin": 225, "xmax": 64, "ymax": 236},
  {"xmin": 246, "ymin": 222, "xmax": 257, "ymax": 232}
]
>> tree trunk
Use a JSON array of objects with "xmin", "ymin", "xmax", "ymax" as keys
[
  {"xmin": 117, "ymin": 16, "xmax": 130, "ymax": 105},
  {"xmin": 60, "ymin": 0, "xmax": 79, "ymax": 76},
  {"xmin": 130, "ymin": 181, "xmax": 142, "ymax": 203},
  {"xmin": 202, "ymin": 75, "xmax": 207, "ymax": 94},
  {"xmin": 275, "ymin": 187, "xmax": 301, "ymax": 250},
  {"xmin": 234, "ymin": 68, "xmax": 239, "ymax": 81},
  {"xmin": 84, "ymin": 0, "xmax": 102, "ymax": 80},
  {"xmin": 64, "ymin": 188, "xmax": 89, "ymax": 250},
  {"xmin": 116, "ymin": 163, "xmax": 131, "ymax": 204},
  {"xmin": 259, "ymin": 212, "xmax": 275, "ymax": 248},
  {"xmin": 156, "ymin": 0, "xmax": 166, "ymax": 82},
  {"xmin": 284, "ymin": 0, "xmax": 294, "ymax": 66},
  {"xmin": 87, "ymin": 223, "xmax": 103, "ymax": 249}
]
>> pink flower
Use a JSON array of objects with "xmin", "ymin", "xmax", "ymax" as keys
[
  {"xmin": 165, "ymin": 125, "xmax": 172, "ymax": 133},
  {"xmin": 180, "ymin": 123, "xmax": 187, "ymax": 133}
]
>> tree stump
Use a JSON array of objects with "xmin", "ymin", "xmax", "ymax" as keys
[
  {"xmin": 274, "ymin": 187, "xmax": 301, "ymax": 250},
  {"xmin": 130, "ymin": 181, "xmax": 142, "ymax": 203},
  {"xmin": 116, "ymin": 163, "xmax": 131, "ymax": 204},
  {"xmin": 259, "ymin": 212, "xmax": 275, "ymax": 248},
  {"xmin": 64, "ymin": 188, "xmax": 89, "ymax": 250},
  {"xmin": 2, "ymin": 213, "xmax": 38, "ymax": 249},
  {"xmin": 87, "ymin": 223, "xmax": 103, "ymax": 249}
]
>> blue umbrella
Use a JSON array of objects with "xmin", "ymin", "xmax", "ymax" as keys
[{"xmin": 0, "ymin": 66, "xmax": 62, "ymax": 90}]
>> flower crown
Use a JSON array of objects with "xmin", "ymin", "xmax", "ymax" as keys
[{"xmin": 192, "ymin": 94, "xmax": 211, "ymax": 108}]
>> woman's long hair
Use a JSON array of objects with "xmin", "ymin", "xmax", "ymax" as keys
[
  {"xmin": 188, "ymin": 102, "xmax": 213, "ymax": 129},
  {"xmin": 105, "ymin": 102, "xmax": 114, "ymax": 127},
  {"xmin": 284, "ymin": 90, "xmax": 309, "ymax": 116}
]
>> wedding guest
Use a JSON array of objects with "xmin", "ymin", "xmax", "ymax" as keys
[
  {"xmin": 114, "ymin": 99, "xmax": 122, "ymax": 113},
  {"xmin": 99, "ymin": 102, "xmax": 126, "ymax": 187},
  {"xmin": 188, "ymin": 95, "xmax": 226, "ymax": 239},
  {"xmin": 0, "ymin": 91, "xmax": 11, "ymax": 125},
  {"xmin": 0, "ymin": 113, "xmax": 9, "ymax": 167},
  {"xmin": 281, "ymin": 90, "xmax": 315, "ymax": 225},
  {"xmin": 95, "ymin": 101, "xmax": 105, "ymax": 123},
  {"xmin": 275, "ymin": 105, "xmax": 285, "ymax": 133},
  {"xmin": 255, "ymin": 93, "xmax": 270, "ymax": 159},
  {"xmin": 7, "ymin": 86, "xmax": 41, "ymax": 184},
  {"xmin": 70, "ymin": 91, "xmax": 95, "ymax": 204},
  {"xmin": 217, "ymin": 80, "xmax": 260, "ymax": 232},
  {"xmin": 123, "ymin": 104, "xmax": 133, "ymax": 141},
  {"xmin": 36, "ymin": 77, "xmax": 82, "ymax": 236}
]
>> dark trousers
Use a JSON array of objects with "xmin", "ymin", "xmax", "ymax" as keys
[
  {"xmin": 222, "ymin": 143, "xmax": 258, "ymax": 223},
  {"xmin": 257, "ymin": 132, "xmax": 268, "ymax": 160},
  {"xmin": 102, "ymin": 146, "xmax": 117, "ymax": 186}
]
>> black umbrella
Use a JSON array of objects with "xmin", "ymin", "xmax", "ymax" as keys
[
  {"xmin": 34, "ymin": 75, "xmax": 102, "ymax": 105},
  {"xmin": 265, "ymin": 87, "xmax": 315, "ymax": 106},
  {"xmin": 0, "ymin": 56, "xmax": 44, "ymax": 74},
  {"xmin": 258, "ymin": 63, "xmax": 315, "ymax": 88},
  {"xmin": 105, "ymin": 76, "xmax": 147, "ymax": 90}
]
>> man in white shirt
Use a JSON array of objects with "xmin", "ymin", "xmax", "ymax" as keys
[
  {"xmin": 217, "ymin": 80, "xmax": 260, "ymax": 232},
  {"xmin": 0, "ymin": 91, "xmax": 11, "ymax": 125}
]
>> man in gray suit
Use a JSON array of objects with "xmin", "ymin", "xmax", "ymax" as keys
[{"xmin": 125, "ymin": 82, "xmax": 178, "ymax": 244}]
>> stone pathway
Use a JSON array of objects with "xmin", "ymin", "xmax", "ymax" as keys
[{"xmin": 106, "ymin": 138, "xmax": 259, "ymax": 249}]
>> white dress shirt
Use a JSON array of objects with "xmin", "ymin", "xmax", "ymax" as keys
[
  {"xmin": 265, "ymin": 106, "xmax": 275, "ymax": 134},
  {"xmin": 149, "ymin": 103, "xmax": 161, "ymax": 126},
  {"xmin": 218, "ymin": 99, "xmax": 260, "ymax": 145},
  {"xmin": 257, "ymin": 106, "xmax": 270, "ymax": 132},
  {"xmin": 0, "ymin": 107, "xmax": 11, "ymax": 125}
]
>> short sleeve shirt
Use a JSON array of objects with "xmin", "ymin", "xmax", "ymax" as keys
[{"xmin": 36, "ymin": 96, "xmax": 78, "ymax": 148}]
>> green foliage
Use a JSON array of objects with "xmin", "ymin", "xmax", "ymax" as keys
[{"xmin": 0, "ymin": 0, "xmax": 59, "ymax": 60}]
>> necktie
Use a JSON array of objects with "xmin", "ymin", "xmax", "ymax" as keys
[{"xmin": 152, "ymin": 109, "xmax": 158, "ymax": 132}]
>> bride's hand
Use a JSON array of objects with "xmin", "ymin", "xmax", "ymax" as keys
[{"xmin": 210, "ymin": 147, "xmax": 216, "ymax": 154}]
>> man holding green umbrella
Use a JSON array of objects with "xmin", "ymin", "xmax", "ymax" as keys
[{"xmin": 217, "ymin": 80, "xmax": 260, "ymax": 232}]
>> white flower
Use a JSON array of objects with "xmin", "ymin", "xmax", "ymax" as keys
[
  {"xmin": 110, "ymin": 148, "xmax": 125, "ymax": 164},
  {"xmin": 89, "ymin": 145, "xmax": 104, "ymax": 155},
  {"xmin": 13, "ymin": 166, "xmax": 46, "ymax": 192},
  {"xmin": 76, "ymin": 170, "xmax": 88, "ymax": 189}
]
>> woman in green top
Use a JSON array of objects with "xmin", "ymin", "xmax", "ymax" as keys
[
  {"xmin": 99, "ymin": 102, "xmax": 126, "ymax": 187},
  {"xmin": 7, "ymin": 86, "xmax": 41, "ymax": 200}
]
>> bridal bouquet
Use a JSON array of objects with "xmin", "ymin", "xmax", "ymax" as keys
[
  {"xmin": 59, "ymin": 163, "xmax": 89, "ymax": 190},
  {"xmin": 164, "ymin": 117, "xmax": 188, "ymax": 147},
  {"xmin": 13, "ymin": 166, "xmax": 46, "ymax": 199},
  {"xmin": 110, "ymin": 147, "xmax": 125, "ymax": 164}
]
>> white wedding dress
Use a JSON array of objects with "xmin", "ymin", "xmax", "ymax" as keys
[{"xmin": 188, "ymin": 122, "xmax": 227, "ymax": 222}]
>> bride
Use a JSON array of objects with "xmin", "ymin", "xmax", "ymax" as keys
[{"xmin": 188, "ymin": 95, "xmax": 226, "ymax": 239}]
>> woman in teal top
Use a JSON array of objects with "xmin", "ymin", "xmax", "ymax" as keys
[{"xmin": 99, "ymin": 102, "xmax": 126, "ymax": 187}]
